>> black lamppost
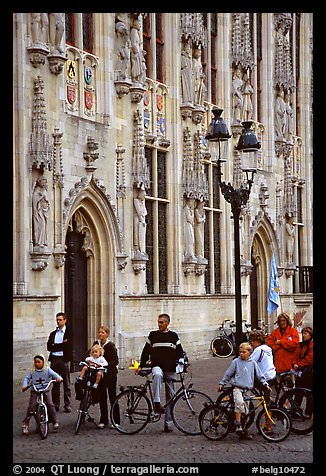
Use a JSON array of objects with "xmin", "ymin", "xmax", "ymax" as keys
[{"xmin": 206, "ymin": 108, "xmax": 261, "ymax": 352}]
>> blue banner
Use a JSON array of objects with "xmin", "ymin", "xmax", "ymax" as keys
[{"xmin": 267, "ymin": 252, "xmax": 280, "ymax": 314}]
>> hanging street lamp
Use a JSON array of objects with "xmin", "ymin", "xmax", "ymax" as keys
[{"xmin": 206, "ymin": 108, "xmax": 261, "ymax": 351}]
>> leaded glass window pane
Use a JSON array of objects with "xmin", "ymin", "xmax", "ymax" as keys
[
  {"xmin": 82, "ymin": 13, "xmax": 93, "ymax": 52},
  {"xmin": 204, "ymin": 211, "xmax": 210, "ymax": 294},
  {"xmin": 157, "ymin": 151, "xmax": 166, "ymax": 199},
  {"xmin": 145, "ymin": 147, "xmax": 153, "ymax": 196},
  {"xmin": 145, "ymin": 200, "xmax": 154, "ymax": 294},
  {"xmin": 213, "ymin": 212, "xmax": 221, "ymax": 293},
  {"xmin": 158, "ymin": 202, "xmax": 167, "ymax": 293},
  {"xmin": 65, "ymin": 13, "xmax": 75, "ymax": 45},
  {"xmin": 212, "ymin": 165, "xmax": 220, "ymax": 209}
]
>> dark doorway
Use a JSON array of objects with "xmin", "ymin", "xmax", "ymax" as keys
[
  {"xmin": 64, "ymin": 220, "xmax": 88, "ymax": 372},
  {"xmin": 250, "ymin": 250, "xmax": 259, "ymax": 329}
]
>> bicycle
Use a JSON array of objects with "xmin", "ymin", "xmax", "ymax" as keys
[
  {"xmin": 22, "ymin": 380, "xmax": 56, "ymax": 439},
  {"xmin": 199, "ymin": 386, "xmax": 291, "ymax": 442},
  {"xmin": 110, "ymin": 360, "xmax": 213, "ymax": 435},
  {"xmin": 210, "ymin": 320, "xmax": 236, "ymax": 358},
  {"xmin": 210, "ymin": 319, "xmax": 252, "ymax": 358},
  {"xmin": 75, "ymin": 361, "xmax": 107, "ymax": 434},
  {"xmin": 270, "ymin": 369, "xmax": 313, "ymax": 435}
]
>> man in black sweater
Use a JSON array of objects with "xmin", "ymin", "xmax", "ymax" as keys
[
  {"xmin": 47, "ymin": 312, "xmax": 72, "ymax": 413},
  {"xmin": 137, "ymin": 313, "xmax": 184, "ymax": 432}
]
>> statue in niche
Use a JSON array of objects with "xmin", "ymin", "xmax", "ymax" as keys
[
  {"xmin": 130, "ymin": 18, "xmax": 146, "ymax": 86},
  {"xmin": 30, "ymin": 13, "xmax": 49, "ymax": 47},
  {"xmin": 181, "ymin": 39, "xmax": 193, "ymax": 104},
  {"xmin": 32, "ymin": 177, "xmax": 50, "ymax": 248},
  {"xmin": 133, "ymin": 187, "xmax": 147, "ymax": 255},
  {"xmin": 284, "ymin": 90, "xmax": 294, "ymax": 143},
  {"xmin": 241, "ymin": 71, "xmax": 254, "ymax": 122},
  {"xmin": 285, "ymin": 213, "xmax": 296, "ymax": 263},
  {"xmin": 115, "ymin": 21, "xmax": 130, "ymax": 80},
  {"xmin": 183, "ymin": 196, "xmax": 195, "ymax": 260},
  {"xmin": 194, "ymin": 200, "xmax": 206, "ymax": 260},
  {"xmin": 275, "ymin": 87, "xmax": 287, "ymax": 141},
  {"xmin": 48, "ymin": 13, "xmax": 64, "ymax": 55},
  {"xmin": 232, "ymin": 66, "xmax": 243, "ymax": 124},
  {"xmin": 193, "ymin": 45, "xmax": 206, "ymax": 106}
]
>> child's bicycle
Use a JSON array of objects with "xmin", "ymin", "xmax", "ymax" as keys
[
  {"xmin": 110, "ymin": 359, "xmax": 213, "ymax": 435},
  {"xmin": 22, "ymin": 380, "xmax": 56, "ymax": 439},
  {"xmin": 74, "ymin": 361, "xmax": 107, "ymax": 434},
  {"xmin": 199, "ymin": 386, "xmax": 292, "ymax": 442}
]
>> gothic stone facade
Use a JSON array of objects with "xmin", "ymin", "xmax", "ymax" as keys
[{"xmin": 13, "ymin": 13, "xmax": 313, "ymax": 380}]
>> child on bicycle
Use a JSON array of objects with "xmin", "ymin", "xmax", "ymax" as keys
[
  {"xmin": 77, "ymin": 344, "xmax": 108, "ymax": 389},
  {"xmin": 217, "ymin": 342, "xmax": 271, "ymax": 440},
  {"xmin": 21, "ymin": 354, "xmax": 63, "ymax": 435}
]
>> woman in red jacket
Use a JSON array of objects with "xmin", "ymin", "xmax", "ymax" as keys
[
  {"xmin": 266, "ymin": 312, "xmax": 299, "ymax": 373},
  {"xmin": 292, "ymin": 327, "xmax": 313, "ymax": 388}
]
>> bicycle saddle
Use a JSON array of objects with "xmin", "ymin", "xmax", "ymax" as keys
[{"xmin": 139, "ymin": 368, "xmax": 152, "ymax": 377}]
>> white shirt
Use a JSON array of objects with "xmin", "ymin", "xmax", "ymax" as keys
[
  {"xmin": 52, "ymin": 325, "xmax": 66, "ymax": 356},
  {"xmin": 250, "ymin": 344, "xmax": 276, "ymax": 381}
]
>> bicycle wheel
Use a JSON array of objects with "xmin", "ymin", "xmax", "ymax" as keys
[
  {"xmin": 257, "ymin": 407, "xmax": 291, "ymax": 442},
  {"xmin": 216, "ymin": 387, "xmax": 257, "ymax": 430},
  {"xmin": 75, "ymin": 389, "xmax": 90, "ymax": 434},
  {"xmin": 278, "ymin": 388, "xmax": 313, "ymax": 435},
  {"xmin": 199, "ymin": 404, "xmax": 230, "ymax": 441},
  {"xmin": 172, "ymin": 389, "xmax": 213, "ymax": 435},
  {"xmin": 36, "ymin": 404, "xmax": 48, "ymax": 439},
  {"xmin": 110, "ymin": 389, "xmax": 151, "ymax": 435},
  {"xmin": 211, "ymin": 337, "xmax": 233, "ymax": 358}
]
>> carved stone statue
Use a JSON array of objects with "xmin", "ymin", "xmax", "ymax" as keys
[
  {"xmin": 275, "ymin": 88, "xmax": 287, "ymax": 141},
  {"xmin": 232, "ymin": 67, "xmax": 243, "ymax": 124},
  {"xmin": 130, "ymin": 19, "xmax": 146, "ymax": 85},
  {"xmin": 285, "ymin": 213, "xmax": 296, "ymax": 263},
  {"xmin": 183, "ymin": 197, "xmax": 195, "ymax": 260},
  {"xmin": 133, "ymin": 187, "xmax": 147, "ymax": 255},
  {"xmin": 241, "ymin": 71, "xmax": 253, "ymax": 122},
  {"xmin": 181, "ymin": 39, "xmax": 193, "ymax": 104},
  {"xmin": 115, "ymin": 21, "xmax": 130, "ymax": 80},
  {"xmin": 48, "ymin": 13, "xmax": 64, "ymax": 55},
  {"xmin": 32, "ymin": 177, "xmax": 50, "ymax": 247},
  {"xmin": 30, "ymin": 13, "xmax": 49, "ymax": 46},
  {"xmin": 194, "ymin": 200, "xmax": 206, "ymax": 259},
  {"xmin": 193, "ymin": 46, "xmax": 206, "ymax": 106},
  {"xmin": 284, "ymin": 90, "xmax": 294, "ymax": 143}
]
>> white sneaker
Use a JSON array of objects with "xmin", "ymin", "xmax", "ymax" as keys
[{"xmin": 97, "ymin": 423, "xmax": 105, "ymax": 429}]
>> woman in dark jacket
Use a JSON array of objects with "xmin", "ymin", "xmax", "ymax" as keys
[
  {"xmin": 292, "ymin": 326, "xmax": 313, "ymax": 417},
  {"xmin": 93, "ymin": 326, "xmax": 119, "ymax": 428}
]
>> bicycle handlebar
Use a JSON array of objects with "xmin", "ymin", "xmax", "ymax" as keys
[
  {"xmin": 23, "ymin": 379, "xmax": 56, "ymax": 393},
  {"xmin": 78, "ymin": 361, "xmax": 107, "ymax": 372}
]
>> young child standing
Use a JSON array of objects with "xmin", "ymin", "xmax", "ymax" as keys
[
  {"xmin": 77, "ymin": 344, "xmax": 108, "ymax": 389},
  {"xmin": 217, "ymin": 342, "xmax": 271, "ymax": 440},
  {"xmin": 21, "ymin": 354, "xmax": 63, "ymax": 435}
]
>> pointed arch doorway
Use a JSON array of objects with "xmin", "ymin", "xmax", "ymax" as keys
[
  {"xmin": 63, "ymin": 179, "xmax": 124, "ymax": 372},
  {"xmin": 250, "ymin": 219, "xmax": 278, "ymax": 329}
]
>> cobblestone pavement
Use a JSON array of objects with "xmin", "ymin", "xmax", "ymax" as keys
[{"xmin": 12, "ymin": 356, "xmax": 314, "ymax": 466}]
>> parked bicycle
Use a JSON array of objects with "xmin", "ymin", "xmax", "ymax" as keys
[
  {"xmin": 75, "ymin": 361, "xmax": 107, "ymax": 434},
  {"xmin": 110, "ymin": 359, "xmax": 213, "ymax": 435},
  {"xmin": 210, "ymin": 319, "xmax": 251, "ymax": 358},
  {"xmin": 199, "ymin": 386, "xmax": 291, "ymax": 442},
  {"xmin": 210, "ymin": 320, "xmax": 236, "ymax": 358},
  {"xmin": 22, "ymin": 380, "xmax": 56, "ymax": 439},
  {"xmin": 270, "ymin": 369, "xmax": 313, "ymax": 435}
]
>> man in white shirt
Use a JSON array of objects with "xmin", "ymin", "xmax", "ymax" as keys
[{"xmin": 47, "ymin": 312, "xmax": 72, "ymax": 412}]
